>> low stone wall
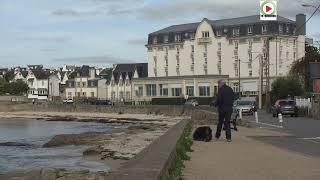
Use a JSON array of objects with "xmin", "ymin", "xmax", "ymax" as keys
[{"xmin": 105, "ymin": 119, "xmax": 190, "ymax": 180}]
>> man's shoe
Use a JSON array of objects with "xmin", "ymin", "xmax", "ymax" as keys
[{"xmin": 227, "ymin": 139, "xmax": 232, "ymax": 143}]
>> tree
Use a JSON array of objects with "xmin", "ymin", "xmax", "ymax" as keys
[
  {"xmin": 0, "ymin": 79, "xmax": 29, "ymax": 95},
  {"xmin": 270, "ymin": 76, "xmax": 305, "ymax": 103},
  {"xmin": 4, "ymin": 69, "xmax": 15, "ymax": 82},
  {"xmin": 290, "ymin": 45, "xmax": 320, "ymax": 92}
]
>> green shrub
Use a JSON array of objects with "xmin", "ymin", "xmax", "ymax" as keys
[{"xmin": 167, "ymin": 122, "xmax": 193, "ymax": 180}]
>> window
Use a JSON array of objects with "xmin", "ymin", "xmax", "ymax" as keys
[
  {"xmin": 91, "ymin": 92, "xmax": 94, "ymax": 97},
  {"xmin": 286, "ymin": 52, "xmax": 289, "ymax": 60},
  {"xmin": 164, "ymin": 35, "xmax": 169, "ymax": 43},
  {"xmin": 153, "ymin": 36, "xmax": 157, "ymax": 44},
  {"xmin": 83, "ymin": 92, "xmax": 86, "ymax": 97},
  {"xmin": 159, "ymin": 84, "xmax": 168, "ymax": 96},
  {"xmin": 190, "ymin": 33, "xmax": 195, "ymax": 40},
  {"xmin": 203, "ymin": 52, "xmax": 207, "ymax": 58},
  {"xmin": 279, "ymin": 24, "xmax": 283, "ymax": 33},
  {"xmin": 234, "ymin": 41, "xmax": 239, "ymax": 50},
  {"xmin": 248, "ymin": 26, "xmax": 253, "ymax": 35},
  {"xmin": 111, "ymin": 91, "xmax": 116, "ymax": 99},
  {"xmin": 293, "ymin": 40, "xmax": 296, "ymax": 47},
  {"xmin": 233, "ymin": 28, "xmax": 240, "ymax": 36},
  {"xmin": 185, "ymin": 86, "xmax": 194, "ymax": 96},
  {"xmin": 204, "ymin": 44, "xmax": 207, "ymax": 52},
  {"xmin": 216, "ymin": 30, "xmax": 222, "ymax": 37},
  {"xmin": 146, "ymin": 84, "xmax": 157, "ymax": 96},
  {"xmin": 68, "ymin": 92, "xmax": 72, "ymax": 98},
  {"xmin": 249, "ymin": 70, "xmax": 253, "ymax": 77},
  {"xmin": 199, "ymin": 86, "xmax": 210, "ymax": 96},
  {"xmin": 77, "ymin": 82, "xmax": 80, "ymax": 87},
  {"xmin": 248, "ymin": 40, "xmax": 253, "ymax": 49},
  {"xmin": 171, "ymin": 88, "xmax": 182, "ymax": 97},
  {"xmin": 175, "ymin": 34, "xmax": 181, "ymax": 42},
  {"xmin": 77, "ymin": 92, "xmax": 81, "ymax": 97},
  {"xmin": 135, "ymin": 86, "xmax": 143, "ymax": 97},
  {"xmin": 218, "ymin": 42, "xmax": 221, "ymax": 51},
  {"xmin": 119, "ymin": 92, "xmax": 124, "ymax": 99},
  {"xmin": 191, "ymin": 45, "xmax": 194, "ymax": 53},
  {"xmin": 262, "ymin": 24, "xmax": 268, "ymax": 33},
  {"xmin": 202, "ymin": 31, "xmax": 210, "ymax": 38},
  {"xmin": 286, "ymin": 25, "xmax": 290, "ymax": 33},
  {"xmin": 126, "ymin": 92, "xmax": 131, "ymax": 99},
  {"xmin": 82, "ymin": 82, "xmax": 86, "ymax": 87},
  {"xmin": 293, "ymin": 52, "xmax": 296, "ymax": 60}
]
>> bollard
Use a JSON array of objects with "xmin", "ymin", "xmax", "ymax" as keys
[
  {"xmin": 255, "ymin": 111, "xmax": 259, "ymax": 123},
  {"xmin": 278, "ymin": 113, "xmax": 283, "ymax": 127}
]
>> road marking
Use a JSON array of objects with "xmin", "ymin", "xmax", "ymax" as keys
[
  {"xmin": 256, "ymin": 122, "xmax": 283, "ymax": 129},
  {"xmin": 300, "ymin": 137, "xmax": 320, "ymax": 140},
  {"xmin": 299, "ymin": 137, "xmax": 320, "ymax": 144}
]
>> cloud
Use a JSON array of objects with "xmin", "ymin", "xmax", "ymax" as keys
[
  {"xmin": 127, "ymin": 38, "xmax": 147, "ymax": 45},
  {"xmin": 52, "ymin": 8, "xmax": 103, "ymax": 17},
  {"xmin": 53, "ymin": 55, "xmax": 136, "ymax": 64}
]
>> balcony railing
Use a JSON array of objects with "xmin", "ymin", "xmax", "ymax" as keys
[{"xmin": 198, "ymin": 37, "xmax": 212, "ymax": 44}]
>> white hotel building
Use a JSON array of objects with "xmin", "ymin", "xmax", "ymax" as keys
[{"xmin": 143, "ymin": 14, "xmax": 306, "ymax": 98}]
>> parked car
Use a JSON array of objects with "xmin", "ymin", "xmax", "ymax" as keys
[
  {"xmin": 271, "ymin": 99, "xmax": 298, "ymax": 117},
  {"xmin": 233, "ymin": 100, "xmax": 257, "ymax": 115},
  {"xmin": 185, "ymin": 99, "xmax": 199, "ymax": 107},
  {"xmin": 63, "ymin": 98, "xmax": 74, "ymax": 104},
  {"xmin": 96, "ymin": 99, "xmax": 113, "ymax": 105}
]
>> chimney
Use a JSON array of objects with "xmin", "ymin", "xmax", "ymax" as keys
[
  {"xmin": 89, "ymin": 68, "xmax": 96, "ymax": 79},
  {"xmin": 296, "ymin": 14, "xmax": 306, "ymax": 35}
]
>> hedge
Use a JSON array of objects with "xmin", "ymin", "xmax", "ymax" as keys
[{"xmin": 151, "ymin": 97, "xmax": 216, "ymax": 105}]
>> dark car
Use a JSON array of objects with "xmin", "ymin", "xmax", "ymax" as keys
[
  {"xmin": 96, "ymin": 100, "xmax": 113, "ymax": 105},
  {"xmin": 271, "ymin": 100, "xmax": 298, "ymax": 117}
]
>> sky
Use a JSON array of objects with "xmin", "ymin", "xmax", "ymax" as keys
[{"xmin": 0, "ymin": 0, "xmax": 319, "ymax": 68}]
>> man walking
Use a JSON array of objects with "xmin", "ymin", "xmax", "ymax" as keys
[{"xmin": 214, "ymin": 80, "xmax": 235, "ymax": 142}]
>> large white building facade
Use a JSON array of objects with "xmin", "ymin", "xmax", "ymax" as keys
[{"xmin": 146, "ymin": 15, "xmax": 306, "ymax": 96}]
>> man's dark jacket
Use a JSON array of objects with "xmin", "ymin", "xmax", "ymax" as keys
[{"xmin": 215, "ymin": 85, "xmax": 235, "ymax": 111}]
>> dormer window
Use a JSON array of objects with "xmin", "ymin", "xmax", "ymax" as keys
[
  {"xmin": 233, "ymin": 28, "xmax": 240, "ymax": 36},
  {"xmin": 153, "ymin": 36, "xmax": 158, "ymax": 44},
  {"xmin": 202, "ymin": 31, "xmax": 210, "ymax": 38},
  {"xmin": 216, "ymin": 30, "xmax": 222, "ymax": 37},
  {"xmin": 279, "ymin": 24, "xmax": 283, "ymax": 33},
  {"xmin": 248, "ymin": 26, "xmax": 253, "ymax": 35},
  {"xmin": 175, "ymin": 34, "xmax": 181, "ymax": 42},
  {"xmin": 164, "ymin": 35, "xmax": 169, "ymax": 43},
  {"xmin": 262, "ymin": 24, "xmax": 268, "ymax": 33},
  {"xmin": 190, "ymin": 33, "xmax": 195, "ymax": 40}
]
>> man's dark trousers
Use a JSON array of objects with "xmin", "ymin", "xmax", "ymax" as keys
[{"xmin": 216, "ymin": 107, "xmax": 232, "ymax": 140}]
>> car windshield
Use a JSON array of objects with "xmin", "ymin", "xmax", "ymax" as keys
[
  {"xmin": 279, "ymin": 101, "xmax": 295, "ymax": 106},
  {"xmin": 236, "ymin": 101, "xmax": 253, "ymax": 106}
]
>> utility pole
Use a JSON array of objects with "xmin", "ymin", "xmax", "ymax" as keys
[
  {"xmin": 265, "ymin": 37, "xmax": 271, "ymax": 111},
  {"xmin": 259, "ymin": 55, "xmax": 263, "ymax": 109},
  {"xmin": 238, "ymin": 58, "xmax": 241, "ymax": 97}
]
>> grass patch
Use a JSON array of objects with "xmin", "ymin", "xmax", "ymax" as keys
[{"xmin": 167, "ymin": 121, "xmax": 193, "ymax": 180}]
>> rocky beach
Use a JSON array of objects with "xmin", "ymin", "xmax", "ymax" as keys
[{"xmin": 0, "ymin": 111, "xmax": 187, "ymax": 179}]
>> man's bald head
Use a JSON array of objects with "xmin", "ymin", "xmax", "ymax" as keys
[{"xmin": 218, "ymin": 79, "xmax": 226, "ymax": 88}]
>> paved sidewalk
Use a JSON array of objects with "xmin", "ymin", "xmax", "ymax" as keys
[{"xmin": 183, "ymin": 126, "xmax": 320, "ymax": 180}]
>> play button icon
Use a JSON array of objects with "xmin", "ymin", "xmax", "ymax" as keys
[
  {"xmin": 266, "ymin": 5, "xmax": 272, "ymax": 12},
  {"xmin": 263, "ymin": 2, "xmax": 275, "ymax": 15}
]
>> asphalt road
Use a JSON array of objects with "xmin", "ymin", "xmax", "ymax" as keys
[{"xmin": 246, "ymin": 110, "xmax": 320, "ymax": 158}]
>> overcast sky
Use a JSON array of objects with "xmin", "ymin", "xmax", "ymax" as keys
[{"xmin": 0, "ymin": 0, "xmax": 319, "ymax": 68}]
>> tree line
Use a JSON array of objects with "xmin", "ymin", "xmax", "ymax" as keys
[{"xmin": 0, "ymin": 70, "xmax": 29, "ymax": 96}]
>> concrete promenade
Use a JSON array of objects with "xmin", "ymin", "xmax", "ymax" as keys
[{"xmin": 183, "ymin": 126, "xmax": 320, "ymax": 180}]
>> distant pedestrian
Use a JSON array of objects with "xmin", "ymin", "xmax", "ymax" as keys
[
  {"xmin": 214, "ymin": 80, "xmax": 235, "ymax": 142},
  {"xmin": 32, "ymin": 99, "xmax": 35, "ymax": 105}
]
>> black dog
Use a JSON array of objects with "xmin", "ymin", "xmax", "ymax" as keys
[{"xmin": 193, "ymin": 126, "xmax": 212, "ymax": 142}]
